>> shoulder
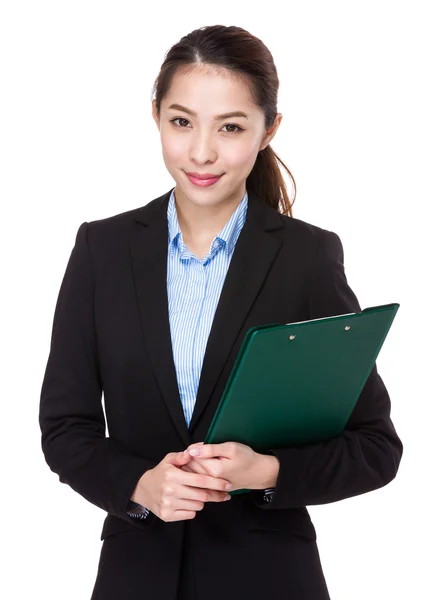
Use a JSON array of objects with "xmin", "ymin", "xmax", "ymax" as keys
[
  {"xmin": 275, "ymin": 211, "xmax": 344, "ymax": 262},
  {"xmin": 87, "ymin": 194, "xmax": 164, "ymax": 237},
  {"xmin": 74, "ymin": 192, "xmax": 168, "ymax": 252},
  {"xmin": 66, "ymin": 194, "xmax": 168, "ymax": 274}
]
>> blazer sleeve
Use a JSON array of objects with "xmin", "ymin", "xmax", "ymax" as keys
[
  {"xmin": 39, "ymin": 222, "xmax": 157, "ymax": 528},
  {"xmin": 127, "ymin": 500, "xmax": 151, "ymax": 519},
  {"xmin": 251, "ymin": 229, "xmax": 403, "ymax": 510}
]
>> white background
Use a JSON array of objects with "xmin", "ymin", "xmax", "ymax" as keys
[{"xmin": 1, "ymin": 1, "xmax": 434, "ymax": 598}]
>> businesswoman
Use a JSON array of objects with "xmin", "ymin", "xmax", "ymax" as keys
[{"xmin": 39, "ymin": 24, "xmax": 403, "ymax": 600}]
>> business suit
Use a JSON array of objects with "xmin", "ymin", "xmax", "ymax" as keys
[{"xmin": 39, "ymin": 187, "xmax": 402, "ymax": 599}]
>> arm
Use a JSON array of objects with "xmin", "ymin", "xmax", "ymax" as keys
[
  {"xmin": 39, "ymin": 222, "xmax": 157, "ymax": 528},
  {"xmin": 251, "ymin": 230, "xmax": 403, "ymax": 510}
]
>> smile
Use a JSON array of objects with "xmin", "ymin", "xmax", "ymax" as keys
[{"xmin": 185, "ymin": 172, "xmax": 223, "ymax": 187}]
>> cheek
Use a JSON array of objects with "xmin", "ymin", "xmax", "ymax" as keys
[
  {"xmin": 161, "ymin": 136, "xmax": 186, "ymax": 165},
  {"xmin": 221, "ymin": 141, "xmax": 259, "ymax": 169},
  {"xmin": 226, "ymin": 149, "xmax": 259, "ymax": 179}
]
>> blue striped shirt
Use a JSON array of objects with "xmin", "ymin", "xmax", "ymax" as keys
[{"xmin": 127, "ymin": 188, "xmax": 275, "ymax": 518}]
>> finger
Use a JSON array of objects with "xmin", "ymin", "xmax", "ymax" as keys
[
  {"xmin": 167, "ymin": 451, "xmax": 194, "ymax": 467},
  {"xmin": 177, "ymin": 469, "xmax": 232, "ymax": 492},
  {"xmin": 182, "ymin": 460, "xmax": 211, "ymax": 475},
  {"xmin": 183, "ymin": 441, "xmax": 204, "ymax": 456},
  {"xmin": 191, "ymin": 457, "xmax": 224, "ymax": 478},
  {"xmin": 181, "ymin": 460, "xmax": 212, "ymax": 476},
  {"xmin": 206, "ymin": 490, "xmax": 231, "ymax": 502},
  {"xmin": 187, "ymin": 443, "xmax": 232, "ymax": 459},
  {"xmin": 179, "ymin": 468, "xmax": 230, "ymax": 502},
  {"xmin": 176, "ymin": 487, "xmax": 228, "ymax": 506}
]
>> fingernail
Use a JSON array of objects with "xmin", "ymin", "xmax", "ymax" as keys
[
  {"xmin": 224, "ymin": 494, "xmax": 231, "ymax": 501},
  {"xmin": 225, "ymin": 483, "xmax": 233, "ymax": 490},
  {"xmin": 189, "ymin": 448, "xmax": 201, "ymax": 456}
]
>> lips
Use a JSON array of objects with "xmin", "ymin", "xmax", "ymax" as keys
[
  {"xmin": 186, "ymin": 172, "xmax": 223, "ymax": 180},
  {"xmin": 185, "ymin": 172, "xmax": 223, "ymax": 187}
]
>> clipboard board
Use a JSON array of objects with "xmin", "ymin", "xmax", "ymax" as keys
[{"xmin": 203, "ymin": 302, "xmax": 400, "ymax": 495}]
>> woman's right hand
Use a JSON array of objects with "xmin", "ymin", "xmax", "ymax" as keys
[{"xmin": 130, "ymin": 450, "xmax": 232, "ymax": 522}]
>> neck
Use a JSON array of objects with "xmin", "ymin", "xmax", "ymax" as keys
[{"xmin": 173, "ymin": 186, "xmax": 246, "ymax": 244}]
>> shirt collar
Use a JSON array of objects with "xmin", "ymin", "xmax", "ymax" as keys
[{"xmin": 167, "ymin": 188, "xmax": 248, "ymax": 259}]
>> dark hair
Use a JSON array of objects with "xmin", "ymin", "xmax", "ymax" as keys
[{"xmin": 151, "ymin": 25, "xmax": 296, "ymax": 217}]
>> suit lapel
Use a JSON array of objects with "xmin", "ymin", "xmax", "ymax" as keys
[
  {"xmin": 129, "ymin": 188, "xmax": 283, "ymax": 445},
  {"xmin": 129, "ymin": 190, "xmax": 190, "ymax": 445}
]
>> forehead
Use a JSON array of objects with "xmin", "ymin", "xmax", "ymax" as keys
[{"xmin": 163, "ymin": 65, "xmax": 258, "ymax": 114}]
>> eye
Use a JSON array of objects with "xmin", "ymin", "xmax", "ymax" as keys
[
  {"xmin": 222, "ymin": 123, "xmax": 243, "ymax": 134},
  {"xmin": 170, "ymin": 118, "xmax": 191, "ymax": 128},
  {"xmin": 170, "ymin": 118, "xmax": 243, "ymax": 134}
]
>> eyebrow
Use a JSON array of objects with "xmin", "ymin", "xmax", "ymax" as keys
[{"xmin": 167, "ymin": 103, "xmax": 249, "ymax": 120}]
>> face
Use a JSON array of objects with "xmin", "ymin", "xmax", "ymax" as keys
[{"xmin": 152, "ymin": 65, "xmax": 282, "ymax": 211}]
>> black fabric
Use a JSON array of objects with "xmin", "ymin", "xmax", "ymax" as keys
[
  {"xmin": 177, "ymin": 526, "xmax": 198, "ymax": 600},
  {"xmin": 40, "ymin": 188, "xmax": 403, "ymax": 599}
]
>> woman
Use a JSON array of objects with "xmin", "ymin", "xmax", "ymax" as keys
[{"xmin": 39, "ymin": 24, "xmax": 403, "ymax": 600}]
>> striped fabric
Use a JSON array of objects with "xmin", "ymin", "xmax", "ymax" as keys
[{"xmin": 127, "ymin": 188, "xmax": 275, "ymax": 519}]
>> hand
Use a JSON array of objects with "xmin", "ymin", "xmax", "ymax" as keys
[
  {"xmin": 181, "ymin": 441, "xmax": 267, "ymax": 491},
  {"xmin": 131, "ymin": 449, "xmax": 232, "ymax": 523},
  {"xmin": 180, "ymin": 442, "xmax": 209, "ymax": 475}
]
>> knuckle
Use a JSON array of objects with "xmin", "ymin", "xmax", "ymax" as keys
[
  {"xmin": 211, "ymin": 465, "xmax": 222, "ymax": 478},
  {"xmin": 162, "ymin": 496, "xmax": 171, "ymax": 507}
]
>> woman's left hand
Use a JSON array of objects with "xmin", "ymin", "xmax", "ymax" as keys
[{"xmin": 180, "ymin": 441, "xmax": 266, "ymax": 491}]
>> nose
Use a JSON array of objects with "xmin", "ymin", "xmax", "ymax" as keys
[{"xmin": 188, "ymin": 131, "xmax": 218, "ymax": 165}]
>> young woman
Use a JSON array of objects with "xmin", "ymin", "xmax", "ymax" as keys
[{"xmin": 39, "ymin": 24, "xmax": 403, "ymax": 600}]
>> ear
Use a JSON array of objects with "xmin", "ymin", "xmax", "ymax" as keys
[
  {"xmin": 152, "ymin": 100, "xmax": 160, "ymax": 130},
  {"xmin": 259, "ymin": 113, "xmax": 283, "ymax": 151}
]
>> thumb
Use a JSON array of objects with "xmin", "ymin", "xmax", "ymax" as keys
[{"xmin": 167, "ymin": 450, "xmax": 193, "ymax": 467}]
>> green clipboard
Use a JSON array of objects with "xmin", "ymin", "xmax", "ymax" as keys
[{"xmin": 204, "ymin": 302, "xmax": 400, "ymax": 495}]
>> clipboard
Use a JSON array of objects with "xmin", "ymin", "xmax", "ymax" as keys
[{"xmin": 203, "ymin": 302, "xmax": 400, "ymax": 495}]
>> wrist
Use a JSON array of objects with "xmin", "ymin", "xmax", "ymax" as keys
[
  {"xmin": 131, "ymin": 467, "xmax": 153, "ymax": 505},
  {"xmin": 253, "ymin": 453, "xmax": 280, "ymax": 489}
]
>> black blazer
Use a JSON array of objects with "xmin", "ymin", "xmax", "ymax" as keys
[{"xmin": 39, "ymin": 187, "xmax": 402, "ymax": 599}]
